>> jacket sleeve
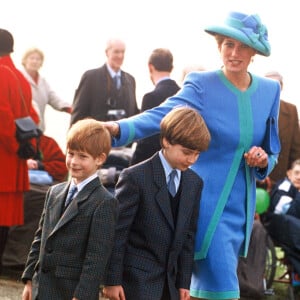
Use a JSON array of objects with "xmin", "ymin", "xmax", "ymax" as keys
[
  {"xmin": 39, "ymin": 135, "xmax": 68, "ymax": 181},
  {"xmin": 21, "ymin": 188, "xmax": 50, "ymax": 282},
  {"xmin": 289, "ymin": 105, "xmax": 300, "ymax": 167},
  {"xmin": 70, "ymin": 72, "xmax": 91, "ymax": 125},
  {"xmin": 42, "ymin": 77, "xmax": 71, "ymax": 111},
  {"xmin": 104, "ymin": 169, "xmax": 140, "ymax": 285}
]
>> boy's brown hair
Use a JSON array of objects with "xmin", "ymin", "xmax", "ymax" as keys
[
  {"xmin": 160, "ymin": 106, "xmax": 211, "ymax": 151},
  {"xmin": 67, "ymin": 118, "xmax": 111, "ymax": 158}
]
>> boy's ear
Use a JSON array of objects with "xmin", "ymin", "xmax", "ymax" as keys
[
  {"xmin": 96, "ymin": 153, "xmax": 107, "ymax": 167},
  {"xmin": 161, "ymin": 137, "xmax": 169, "ymax": 149}
]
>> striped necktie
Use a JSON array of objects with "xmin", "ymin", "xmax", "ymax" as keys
[{"xmin": 65, "ymin": 185, "xmax": 78, "ymax": 207}]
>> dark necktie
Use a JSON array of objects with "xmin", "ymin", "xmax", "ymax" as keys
[
  {"xmin": 113, "ymin": 75, "xmax": 121, "ymax": 89},
  {"xmin": 168, "ymin": 170, "xmax": 177, "ymax": 197},
  {"xmin": 65, "ymin": 186, "xmax": 78, "ymax": 207}
]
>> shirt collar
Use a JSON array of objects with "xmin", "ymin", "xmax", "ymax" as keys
[
  {"xmin": 70, "ymin": 172, "xmax": 98, "ymax": 192},
  {"xmin": 157, "ymin": 76, "xmax": 170, "ymax": 84},
  {"xmin": 158, "ymin": 150, "xmax": 180, "ymax": 182},
  {"xmin": 106, "ymin": 63, "xmax": 121, "ymax": 78}
]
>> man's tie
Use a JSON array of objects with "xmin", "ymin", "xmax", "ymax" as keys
[
  {"xmin": 113, "ymin": 75, "xmax": 121, "ymax": 89},
  {"xmin": 168, "ymin": 170, "xmax": 177, "ymax": 197},
  {"xmin": 65, "ymin": 185, "xmax": 78, "ymax": 207}
]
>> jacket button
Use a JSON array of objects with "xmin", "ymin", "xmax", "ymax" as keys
[
  {"xmin": 46, "ymin": 247, "xmax": 53, "ymax": 253},
  {"xmin": 41, "ymin": 268, "xmax": 49, "ymax": 273}
]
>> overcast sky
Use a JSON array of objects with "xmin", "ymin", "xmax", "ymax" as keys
[{"xmin": 2, "ymin": 0, "xmax": 298, "ymax": 149}]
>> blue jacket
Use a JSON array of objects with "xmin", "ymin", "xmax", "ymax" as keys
[{"xmin": 113, "ymin": 70, "xmax": 280, "ymax": 258}]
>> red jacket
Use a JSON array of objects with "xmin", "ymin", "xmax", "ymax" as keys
[
  {"xmin": 36, "ymin": 135, "xmax": 68, "ymax": 182},
  {"xmin": 0, "ymin": 56, "xmax": 39, "ymax": 192}
]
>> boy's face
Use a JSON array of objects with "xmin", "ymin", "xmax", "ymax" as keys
[
  {"xmin": 66, "ymin": 149, "xmax": 106, "ymax": 184},
  {"xmin": 162, "ymin": 138, "xmax": 200, "ymax": 171},
  {"xmin": 287, "ymin": 164, "xmax": 300, "ymax": 191}
]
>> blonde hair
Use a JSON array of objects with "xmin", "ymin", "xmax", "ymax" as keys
[
  {"xmin": 160, "ymin": 106, "xmax": 211, "ymax": 152},
  {"xmin": 21, "ymin": 47, "xmax": 44, "ymax": 66},
  {"xmin": 67, "ymin": 118, "xmax": 111, "ymax": 159}
]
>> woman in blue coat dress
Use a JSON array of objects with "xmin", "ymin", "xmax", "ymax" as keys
[{"xmin": 105, "ymin": 11, "xmax": 281, "ymax": 300}]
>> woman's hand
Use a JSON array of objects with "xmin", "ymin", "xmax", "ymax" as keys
[
  {"xmin": 244, "ymin": 146, "xmax": 268, "ymax": 168},
  {"xmin": 102, "ymin": 121, "xmax": 120, "ymax": 138}
]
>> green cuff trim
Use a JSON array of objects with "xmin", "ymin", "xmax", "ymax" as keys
[
  {"xmin": 190, "ymin": 288, "xmax": 239, "ymax": 299},
  {"xmin": 126, "ymin": 123, "xmax": 136, "ymax": 145},
  {"xmin": 244, "ymin": 163, "xmax": 252, "ymax": 255}
]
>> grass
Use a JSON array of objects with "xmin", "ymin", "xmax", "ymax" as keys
[{"xmin": 261, "ymin": 247, "xmax": 300, "ymax": 300}]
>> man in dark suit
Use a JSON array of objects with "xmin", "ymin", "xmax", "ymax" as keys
[
  {"xmin": 70, "ymin": 38, "xmax": 139, "ymax": 125},
  {"xmin": 265, "ymin": 71, "xmax": 300, "ymax": 187},
  {"xmin": 103, "ymin": 107, "xmax": 211, "ymax": 300},
  {"xmin": 131, "ymin": 48, "xmax": 180, "ymax": 165}
]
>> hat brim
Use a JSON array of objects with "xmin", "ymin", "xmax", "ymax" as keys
[{"xmin": 205, "ymin": 25, "xmax": 270, "ymax": 57}]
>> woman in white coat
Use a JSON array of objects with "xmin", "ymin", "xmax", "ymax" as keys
[{"xmin": 21, "ymin": 48, "xmax": 72, "ymax": 132}]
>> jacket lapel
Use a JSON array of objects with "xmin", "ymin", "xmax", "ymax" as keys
[
  {"xmin": 152, "ymin": 154, "xmax": 175, "ymax": 230},
  {"xmin": 156, "ymin": 188, "xmax": 174, "ymax": 230},
  {"xmin": 50, "ymin": 177, "xmax": 100, "ymax": 235},
  {"xmin": 48, "ymin": 183, "xmax": 69, "ymax": 232}
]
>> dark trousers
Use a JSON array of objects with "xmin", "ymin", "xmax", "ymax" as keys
[
  {"xmin": 0, "ymin": 226, "xmax": 9, "ymax": 273},
  {"xmin": 2, "ymin": 184, "xmax": 48, "ymax": 267},
  {"xmin": 160, "ymin": 280, "xmax": 171, "ymax": 300}
]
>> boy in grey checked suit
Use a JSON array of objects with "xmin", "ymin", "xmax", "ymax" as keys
[
  {"xmin": 103, "ymin": 107, "xmax": 211, "ymax": 300},
  {"xmin": 21, "ymin": 119, "xmax": 118, "ymax": 300}
]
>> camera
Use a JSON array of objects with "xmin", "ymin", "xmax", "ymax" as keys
[{"xmin": 106, "ymin": 109, "xmax": 126, "ymax": 121}]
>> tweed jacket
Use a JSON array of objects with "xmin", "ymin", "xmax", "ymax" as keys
[
  {"xmin": 131, "ymin": 78, "xmax": 180, "ymax": 165},
  {"xmin": 105, "ymin": 153, "xmax": 202, "ymax": 300},
  {"xmin": 22, "ymin": 177, "xmax": 118, "ymax": 300},
  {"xmin": 269, "ymin": 100, "xmax": 300, "ymax": 184},
  {"xmin": 70, "ymin": 64, "xmax": 139, "ymax": 125}
]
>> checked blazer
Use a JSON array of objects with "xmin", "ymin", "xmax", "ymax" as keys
[
  {"xmin": 105, "ymin": 153, "xmax": 203, "ymax": 300},
  {"xmin": 22, "ymin": 177, "xmax": 118, "ymax": 300}
]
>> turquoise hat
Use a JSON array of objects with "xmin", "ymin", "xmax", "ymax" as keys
[{"xmin": 205, "ymin": 11, "xmax": 271, "ymax": 56}]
